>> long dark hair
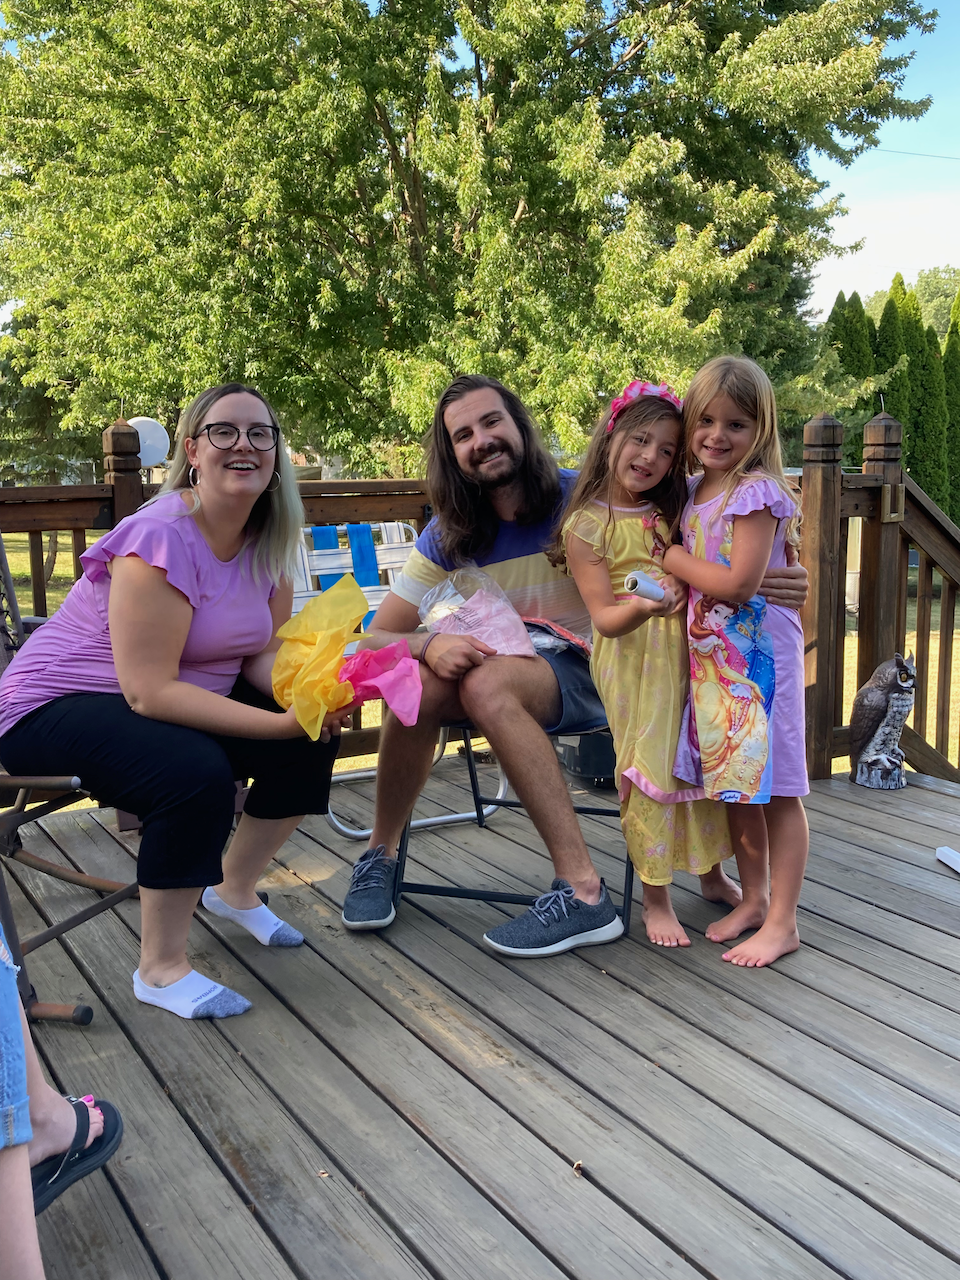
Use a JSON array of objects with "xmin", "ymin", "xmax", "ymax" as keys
[
  {"xmin": 548, "ymin": 394, "xmax": 686, "ymax": 568},
  {"xmin": 427, "ymin": 374, "xmax": 561, "ymax": 563}
]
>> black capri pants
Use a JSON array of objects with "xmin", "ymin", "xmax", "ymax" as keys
[{"xmin": 0, "ymin": 677, "xmax": 340, "ymax": 890}]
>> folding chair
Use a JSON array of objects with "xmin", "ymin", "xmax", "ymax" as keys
[
  {"xmin": 0, "ymin": 534, "xmax": 137, "ymax": 1024},
  {"xmin": 391, "ymin": 722, "xmax": 634, "ymax": 934}
]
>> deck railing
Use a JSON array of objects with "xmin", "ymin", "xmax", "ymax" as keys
[
  {"xmin": 801, "ymin": 410, "xmax": 960, "ymax": 782},
  {"xmin": 0, "ymin": 421, "xmax": 432, "ymax": 617},
  {"xmin": 4, "ymin": 414, "xmax": 958, "ymax": 780}
]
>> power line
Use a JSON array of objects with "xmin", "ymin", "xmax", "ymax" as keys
[{"xmin": 874, "ymin": 147, "xmax": 960, "ymax": 161}]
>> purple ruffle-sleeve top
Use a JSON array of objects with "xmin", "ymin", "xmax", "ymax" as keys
[{"xmin": 0, "ymin": 492, "xmax": 277, "ymax": 738}]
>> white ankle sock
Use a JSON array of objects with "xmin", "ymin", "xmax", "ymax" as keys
[
  {"xmin": 133, "ymin": 968, "xmax": 252, "ymax": 1019},
  {"xmin": 201, "ymin": 886, "xmax": 304, "ymax": 947}
]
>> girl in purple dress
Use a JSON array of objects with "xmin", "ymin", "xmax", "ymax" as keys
[{"xmin": 663, "ymin": 356, "xmax": 809, "ymax": 968}]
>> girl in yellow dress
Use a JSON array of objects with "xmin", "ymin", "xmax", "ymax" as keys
[{"xmin": 553, "ymin": 381, "xmax": 736, "ymax": 947}]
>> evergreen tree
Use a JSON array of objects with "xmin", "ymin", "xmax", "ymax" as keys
[
  {"xmin": 899, "ymin": 290, "xmax": 927, "ymax": 469},
  {"xmin": 890, "ymin": 272, "xmax": 908, "ymax": 308},
  {"xmin": 907, "ymin": 323, "xmax": 950, "ymax": 508},
  {"xmin": 844, "ymin": 292, "xmax": 876, "ymax": 412},
  {"xmin": 826, "ymin": 292, "xmax": 848, "ymax": 350},
  {"xmin": 866, "ymin": 313, "xmax": 878, "ymax": 357},
  {"xmin": 942, "ymin": 287, "xmax": 960, "ymax": 523},
  {"xmin": 875, "ymin": 296, "xmax": 911, "ymax": 432}
]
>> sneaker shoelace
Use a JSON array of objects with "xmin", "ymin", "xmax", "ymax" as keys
[
  {"xmin": 351, "ymin": 847, "xmax": 390, "ymax": 890},
  {"xmin": 531, "ymin": 881, "xmax": 578, "ymax": 926}
]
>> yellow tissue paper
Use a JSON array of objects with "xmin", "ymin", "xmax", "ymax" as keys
[{"xmin": 271, "ymin": 575, "xmax": 369, "ymax": 740}]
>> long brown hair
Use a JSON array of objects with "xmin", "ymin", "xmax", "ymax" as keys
[
  {"xmin": 684, "ymin": 356, "xmax": 799, "ymax": 548},
  {"xmin": 549, "ymin": 394, "xmax": 685, "ymax": 568},
  {"xmin": 426, "ymin": 375, "xmax": 561, "ymax": 564}
]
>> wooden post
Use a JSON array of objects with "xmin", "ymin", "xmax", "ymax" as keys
[
  {"xmin": 801, "ymin": 412, "xmax": 844, "ymax": 779},
  {"xmin": 858, "ymin": 413, "xmax": 903, "ymax": 688},
  {"xmin": 102, "ymin": 420, "xmax": 144, "ymax": 525}
]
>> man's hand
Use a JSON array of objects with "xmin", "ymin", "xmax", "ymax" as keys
[
  {"xmin": 422, "ymin": 632, "xmax": 497, "ymax": 680},
  {"xmin": 320, "ymin": 700, "xmax": 362, "ymax": 743},
  {"xmin": 761, "ymin": 559, "xmax": 809, "ymax": 610}
]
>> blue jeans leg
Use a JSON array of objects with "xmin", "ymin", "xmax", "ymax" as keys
[{"xmin": 0, "ymin": 922, "xmax": 31, "ymax": 1149}]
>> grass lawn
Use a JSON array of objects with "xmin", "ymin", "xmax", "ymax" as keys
[{"xmin": 4, "ymin": 530, "xmax": 81, "ymax": 617}]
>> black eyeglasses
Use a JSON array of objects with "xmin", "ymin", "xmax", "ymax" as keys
[{"xmin": 199, "ymin": 423, "xmax": 280, "ymax": 451}]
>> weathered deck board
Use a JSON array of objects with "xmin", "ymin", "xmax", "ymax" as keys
[{"xmin": 7, "ymin": 769, "xmax": 960, "ymax": 1279}]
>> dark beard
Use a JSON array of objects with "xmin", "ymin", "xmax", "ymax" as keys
[{"xmin": 465, "ymin": 441, "xmax": 523, "ymax": 490}]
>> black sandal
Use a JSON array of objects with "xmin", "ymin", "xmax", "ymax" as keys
[{"xmin": 31, "ymin": 1096, "xmax": 124, "ymax": 1215}]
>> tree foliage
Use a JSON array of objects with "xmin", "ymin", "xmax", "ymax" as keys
[
  {"xmin": 866, "ymin": 266, "xmax": 960, "ymax": 340},
  {"xmin": 0, "ymin": 316, "xmax": 101, "ymax": 482},
  {"xmin": 874, "ymin": 295, "xmax": 911, "ymax": 426},
  {"xmin": 906, "ymin": 322, "xmax": 950, "ymax": 509},
  {"xmin": 943, "ymin": 287, "xmax": 960, "ymax": 523},
  {"xmin": 0, "ymin": 0, "xmax": 936, "ymax": 468}
]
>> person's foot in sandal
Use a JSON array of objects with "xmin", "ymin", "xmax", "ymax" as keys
[{"xmin": 30, "ymin": 1096, "xmax": 123, "ymax": 1215}]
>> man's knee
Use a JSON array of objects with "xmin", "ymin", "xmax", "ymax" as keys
[{"xmin": 460, "ymin": 658, "xmax": 558, "ymax": 729}]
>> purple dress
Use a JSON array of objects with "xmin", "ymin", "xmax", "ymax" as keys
[{"xmin": 675, "ymin": 474, "xmax": 808, "ymax": 803}]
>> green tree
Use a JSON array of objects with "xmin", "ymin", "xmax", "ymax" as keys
[
  {"xmin": 899, "ymin": 289, "xmax": 927, "ymax": 468},
  {"xmin": 0, "ymin": 1, "xmax": 936, "ymax": 467},
  {"xmin": 907, "ymin": 322, "xmax": 950, "ymax": 508},
  {"xmin": 866, "ymin": 266, "xmax": 960, "ymax": 339},
  {"xmin": 0, "ymin": 315, "xmax": 101, "ymax": 484},
  {"xmin": 826, "ymin": 291, "xmax": 848, "ymax": 350},
  {"xmin": 874, "ymin": 296, "xmax": 911, "ymax": 427},
  {"xmin": 844, "ymin": 292, "xmax": 875, "ymax": 404},
  {"xmin": 942, "ymin": 287, "xmax": 960, "ymax": 523}
]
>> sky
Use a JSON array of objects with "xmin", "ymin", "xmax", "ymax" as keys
[{"xmin": 807, "ymin": 7, "xmax": 959, "ymax": 318}]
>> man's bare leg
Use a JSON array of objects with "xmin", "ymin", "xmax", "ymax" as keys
[
  {"xmin": 369, "ymin": 667, "xmax": 465, "ymax": 857},
  {"xmin": 705, "ymin": 806, "xmax": 769, "ymax": 942},
  {"xmin": 459, "ymin": 657, "xmax": 601, "ymax": 904}
]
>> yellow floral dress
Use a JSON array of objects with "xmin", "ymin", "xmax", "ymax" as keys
[{"xmin": 563, "ymin": 502, "xmax": 731, "ymax": 885}]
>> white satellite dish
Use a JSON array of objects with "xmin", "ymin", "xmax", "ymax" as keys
[{"xmin": 128, "ymin": 416, "xmax": 170, "ymax": 469}]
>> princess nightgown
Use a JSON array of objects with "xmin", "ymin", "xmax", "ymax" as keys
[
  {"xmin": 563, "ymin": 501, "xmax": 731, "ymax": 885},
  {"xmin": 676, "ymin": 474, "xmax": 809, "ymax": 803}
]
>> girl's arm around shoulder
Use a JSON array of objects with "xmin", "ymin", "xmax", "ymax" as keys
[
  {"xmin": 662, "ymin": 507, "xmax": 777, "ymax": 604},
  {"xmin": 565, "ymin": 531, "xmax": 677, "ymax": 638}
]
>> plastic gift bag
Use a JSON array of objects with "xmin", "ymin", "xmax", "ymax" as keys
[
  {"xmin": 339, "ymin": 642, "xmax": 422, "ymax": 727},
  {"xmin": 419, "ymin": 567, "xmax": 535, "ymax": 657},
  {"xmin": 272, "ymin": 576, "xmax": 368, "ymax": 740}
]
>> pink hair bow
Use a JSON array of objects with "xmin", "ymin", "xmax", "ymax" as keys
[{"xmin": 607, "ymin": 380, "xmax": 683, "ymax": 432}]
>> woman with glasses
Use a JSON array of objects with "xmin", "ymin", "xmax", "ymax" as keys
[{"xmin": 0, "ymin": 384, "xmax": 354, "ymax": 1019}]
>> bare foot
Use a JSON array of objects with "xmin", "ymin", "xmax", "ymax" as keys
[
  {"xmin": 642, "ymin": 888, "xmax": 691, "ymax": 947},
  {"xmin": 698, "ymin": 865, "xmax": 742, "ymax": 908},
  {"xmin": 705, "ymin": 898, "xmax": 767, "ymax": 944},
  {"xmin": 723, "ymin": 921, "xmax": 800, "ymax": 968},
  {"xmin": 28, "ymin": 1095, "xmax": 104, "ymax": 1168}
]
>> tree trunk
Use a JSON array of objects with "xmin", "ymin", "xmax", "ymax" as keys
[{"xmin": 43, "ymin": 531, "xmax": 59, "ymax": 584}]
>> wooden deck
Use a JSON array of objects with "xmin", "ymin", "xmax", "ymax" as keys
[{"xmin": 9, "ymin": 762, "xmax": 960, "ymax": 1280}]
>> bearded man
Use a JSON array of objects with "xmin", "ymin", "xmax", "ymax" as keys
[{"xmin": 342, "ymin": 375, "xmax": 807, "ymax": 956}]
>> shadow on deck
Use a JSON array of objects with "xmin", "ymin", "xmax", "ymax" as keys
[{"xmin": 8, "ymin": 761, "xmax": 960, "ymax": 1280}]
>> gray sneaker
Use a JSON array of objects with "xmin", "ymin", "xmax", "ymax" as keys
[
  {"xmin": 483, "ymin": 879, "xmax": 624, "ymax": 957},
  {"xmin": 341, "ymin": 846, "xmax": 398, "ymax": 930}
]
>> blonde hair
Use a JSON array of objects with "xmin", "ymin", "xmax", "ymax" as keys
[
  {"xmin": 549, "ymin": 393, "xmax": 685, "ymax": 568},
  {"xmin": 683, "ymin": 356, "xmax": 799, "ymax": 547},
  {"xmin": 153, "ymin": 383, "xmax": 304, "ymax": 584}
]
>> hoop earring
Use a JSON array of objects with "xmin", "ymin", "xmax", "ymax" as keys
[
  {"xmin": 188, "ymin": 466, "xmax": 200, "ymax": 487},
  {"xmin": 265, "ymin": 470, "xmax": 281, "ymax": 494}
]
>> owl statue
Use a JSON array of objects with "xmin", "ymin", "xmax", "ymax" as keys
[{"xmin": 848, "ymin": 653, "xmax": 917, "ymax": 789}]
